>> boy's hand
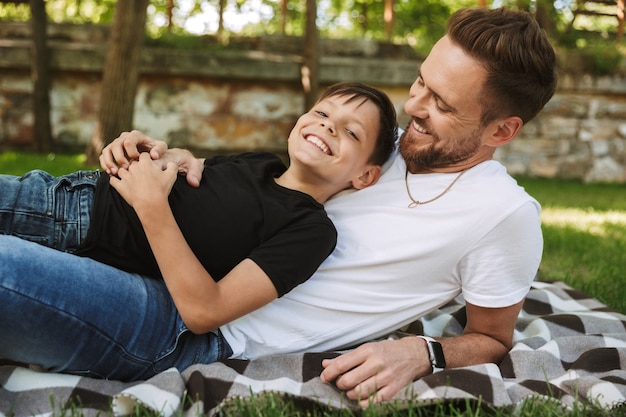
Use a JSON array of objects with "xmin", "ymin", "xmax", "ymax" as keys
[
  {"xmin": 158, "ymin": 148, "xmax": 205, "ymax": 188},
  {"xmin": 100, "ymin": 130, "xmax": 204, "ymax": 188},
  {"xmin": 100, "ymin": 130, "xmax": 167, "ymax": 176},
  {"xmin": 109, "ymin": 153, "xmax": 178, "ymax": 212}
]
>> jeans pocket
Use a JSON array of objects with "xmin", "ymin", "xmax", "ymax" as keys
[{"xmin": 51, "ymin": 171, "xmax": 98, "ymax": 251}]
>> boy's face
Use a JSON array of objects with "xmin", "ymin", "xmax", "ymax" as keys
[{"xmin": 287, "ymin": 94, "xmax": 381, "ymax": 190}]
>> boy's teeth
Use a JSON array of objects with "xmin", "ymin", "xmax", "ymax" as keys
[{"xmin": 306, "ymin": 136, "xmax": 331, "ymax": 154}]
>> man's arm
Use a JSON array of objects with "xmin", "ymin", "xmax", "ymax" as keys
[
  {"xmin": 100, "ymin": 130, "xmax": 205, "ymax": 188},
  {"xmin": 320, "ymin": 300, "xmax": 524, "ymax": 406}
]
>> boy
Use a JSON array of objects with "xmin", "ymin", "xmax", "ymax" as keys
[{"xmin": 0, "ymin": 82, "xmax": 397, "ymax": 379}]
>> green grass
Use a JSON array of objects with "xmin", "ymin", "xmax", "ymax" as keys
[
  {"xmin": 1, "ymin": 152, "xmax": 625, "ymax": 416},
  {"xmin": 217, "ymin": 392, "xmax": 626, "ymax": 416},
  {"xmin": 517, "ymin": 177, "xmax": 626, "ymax": 314},
  {"xmin": 0, "ymin": 151, "xmax": 98, "ymax": 176}
]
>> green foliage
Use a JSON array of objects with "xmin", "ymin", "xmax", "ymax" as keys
[
  {"xmin": 1, "ymin": 0, "xmax": 625, "ymax": 74},
  {"xmin": 46, "ymin": 0, "xmax": 117, "ymax": 24},
  {"xmin": 0, "ymin": 0, "xmax": 116, "ymax": 24},
  {"xmin": 0, "ymin": 2, "xmax": 30, "ymax": 21}
]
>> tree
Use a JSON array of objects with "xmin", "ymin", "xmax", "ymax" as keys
[
  {"xmin": 302, "ymin": 0, "xmax": 319, "ymax": 110},
  {"xmin": 280, "ymin": 0, "xmax": 288, "ymax": 34},
  {"xmin": 29, "ymin": 0, "xmax": 52, "ymax": 152},
  {"xmin": 86, "ymin": 0, "xmax": 149, "ymax": 164},
  {"xmin": 384, "ymin": 0, "xmax": 395, "ymax": 41},
  {"xmin": 0, "ymin": 0, "xmax": 52, "ymax": 152}
]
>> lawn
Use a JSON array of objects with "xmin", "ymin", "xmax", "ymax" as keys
[
  {"xmin": 517, "ymin": 177, "xmax": 626, "ymax": 314},
  {"xmin": 1, "ymin": 151, "xmax": 625, "ymax": 416}
]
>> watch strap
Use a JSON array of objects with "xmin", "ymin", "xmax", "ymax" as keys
[{"xmin": 416, "ymin": 335, "xmax": 446, "ymax": 373}]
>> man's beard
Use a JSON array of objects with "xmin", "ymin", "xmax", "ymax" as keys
[{"xmin": 399, "ymin": 120, "xmax": 483, "ymax": 172}]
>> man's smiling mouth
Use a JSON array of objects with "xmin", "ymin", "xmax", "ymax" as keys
[
  {"xmin": 412, "ymin": 119, "xmax": 431, "ymax": 135},
  {"xmin": 305, "ymin": 135, "xmax": 332, "ymax": 155}
]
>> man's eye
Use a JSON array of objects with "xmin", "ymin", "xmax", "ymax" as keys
[{"xmin": 435, "ymin": 101, "xmax": 451, "ymax": 113}]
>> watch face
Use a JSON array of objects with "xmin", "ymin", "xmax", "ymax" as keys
[{"xmin": 430, "ymin": 341, "xmax": 446, "ymax": 368}]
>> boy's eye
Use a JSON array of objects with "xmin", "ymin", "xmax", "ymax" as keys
[
  {"xmin": 316, "ymin": 110, "xmax": 328, "ymax": 117},
  {"xmin": 346, "ymin": 129, "xmax": 360, "ymax": 141}
]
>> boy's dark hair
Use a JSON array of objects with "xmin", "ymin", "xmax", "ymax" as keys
[
  {"xmin": 317, "ymin": 82, "xmax": 397, "ymax": 166},
  {"xmin": 447, "ymin": 7, "xmax": 557, "ymax": 125}
]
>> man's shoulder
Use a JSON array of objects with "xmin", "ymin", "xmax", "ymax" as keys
[{"xmin": 468, "ymin": 161, "xmax": 536, "ymax": 201}]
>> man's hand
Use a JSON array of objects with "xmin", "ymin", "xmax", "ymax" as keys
[
  {"xmin": 100, "ymin": 130, "xmax": 204, "ymax": 188},
  {"xmin": 320, "ymin": 300, "xmax": 523, "ymax": 406},
  {"xmin": 320, "ymin": 337, "xmax": 430, "ymax": 407}
]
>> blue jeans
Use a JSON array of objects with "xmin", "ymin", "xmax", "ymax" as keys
[
  {"xmin": 0, "ymin": 171, "xmax": 232, "ymax": 381},
  {"xmin": 0, "ymin": 170, "xmax": 97, "ymax": 251}
]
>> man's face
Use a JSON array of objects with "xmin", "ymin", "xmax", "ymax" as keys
[{"xmin": 400, "ymin": 35, "xmax": 494, "ymax": 173}]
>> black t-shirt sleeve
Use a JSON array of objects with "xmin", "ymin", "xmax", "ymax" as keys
[{"xmin": 248, "ymin": 220, "xmax": 337, "ymax": 297}]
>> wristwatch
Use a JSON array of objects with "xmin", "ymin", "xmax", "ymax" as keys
[{"xmin": 417, "ymin": 336, "xmax": 446, "ymax": 373}]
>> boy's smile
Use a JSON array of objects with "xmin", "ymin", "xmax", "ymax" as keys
[{"xmin": 304, "ymin": 134, "xmax": 332, "ymax": 155}]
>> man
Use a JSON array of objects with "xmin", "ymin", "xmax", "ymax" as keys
[{"xmin": 101, "ymin": 7, "xmax": 556, "ymax": 406}]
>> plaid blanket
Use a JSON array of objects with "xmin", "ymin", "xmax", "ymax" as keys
[{"xmin": 1, "ymin": 281, "xmax": 625, "ymax": 416}]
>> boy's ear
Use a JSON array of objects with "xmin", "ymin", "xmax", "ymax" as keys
[
  {"xmin": 351, "ymin": 165, "xmax": 382, "ymax": 190},
  {"xmin": 485, "ymin": 116, "xmax": 523, "ymax": 147}
]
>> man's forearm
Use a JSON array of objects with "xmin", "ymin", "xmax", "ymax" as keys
[{"xmin": 438, "ymin": 332, "xmax": 510, "ymax": 369}]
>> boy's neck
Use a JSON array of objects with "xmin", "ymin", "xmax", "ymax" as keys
[{"xmin": 274, "ymin": 169, "xmax": 339, "ymax": 205}]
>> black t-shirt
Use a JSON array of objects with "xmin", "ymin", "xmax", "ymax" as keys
[{"xmin": 76, "ymin": 153, "xmax": 337, "ymax": 296}]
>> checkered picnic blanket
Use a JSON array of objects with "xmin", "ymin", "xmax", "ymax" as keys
[{"xmin": 1, "ymin": 281, "xmax": 625, "ymax": 416}]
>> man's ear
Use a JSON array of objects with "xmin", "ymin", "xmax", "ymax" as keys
[
  {"xmin": 351, "ymin": 165, "xmax": 382, "ymax": 190},
  {"xmin": 485, "ymin": 116, "xmax": 523, "ymax": 147}
]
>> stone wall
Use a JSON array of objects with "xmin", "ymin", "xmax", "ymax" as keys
[
  {"xmin": 1, "ymin": 22, "xmax": 625, "ymax": 183},
  {"xmin": 495, "ymin": 73, "xmax": 626, "ymax": 183}
]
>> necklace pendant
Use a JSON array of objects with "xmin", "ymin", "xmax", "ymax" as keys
[{"xmin": 408, "ymin": 201, "xmax": 420, "ymax": 208}]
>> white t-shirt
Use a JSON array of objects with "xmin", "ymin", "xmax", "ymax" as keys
[{"xmin": 220, "ymin": 149, "xmax": 543, "ymax": 359}]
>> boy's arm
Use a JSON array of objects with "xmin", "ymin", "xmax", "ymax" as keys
[
  {"xmin": 101, "ymin": 130, "xmax": 205, "ymax": 188},
  {"xmin": 110, "ymin": 154, "xmax": 278, "ymax": 334}
]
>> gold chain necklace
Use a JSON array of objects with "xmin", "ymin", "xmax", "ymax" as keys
[{"xmin": 404, "ymin": 168, "xmax": 467, "ymax": 208}]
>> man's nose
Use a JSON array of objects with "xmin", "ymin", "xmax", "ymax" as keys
[{"xmin": 404, "ymin": 92, "xmax": 429, "ymax": 119}]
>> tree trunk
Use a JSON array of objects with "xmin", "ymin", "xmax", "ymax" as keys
[
  {"xmin": 166, "ymin": 0, "xmax": 174, "ymax": 32},
  {"xmin": 302, "ymin": 0, "xmax": 319, "ymax": 111},
  {"xmin": 29, "ymin": 0, "xmax": 52, "ymax": 153},
  {"xmin": 217, "ymin": 0, "xmax": 226, "ymax": 42},
  {"xmin": 281, "ymin": 0, "xmax": 287, "ymax": 34},
  {"xmin": 360, "ymin": 3, "xmax": 367, "ymax": 36},
  {"xmin": 86, "ymin": 0, "xmax": 149, "ymax": 164},
  {"xmin": 384, "ymin": 0, "xmax": 394, "ymax": 41}
]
